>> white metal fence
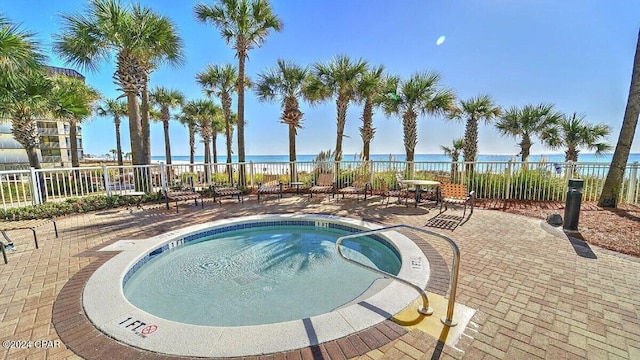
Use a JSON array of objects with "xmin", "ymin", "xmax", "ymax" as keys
[{"xmin": 0, "ymin": 160, "xmax": 637, "ymax": 210}]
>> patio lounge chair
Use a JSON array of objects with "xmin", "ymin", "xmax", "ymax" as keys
[
  {"xmin": 211, "ymin": 183, "xmax": 243, "ymax": 205},
  {"xmin": 338, "ymin": 174, "xmax": 371, "ymax": 202},
  {"xmin": 0, "ymin": 218, "xmax": 58, "ymax": 264},
  {"xmin": 165, "ymin": 187, "xmax": 204, "ymax": 213},
  {"xmin": 439, "ymin": 183, "xmax": 475, "ymax": 217},
  {"xmin": 257, "ymin": 175, "xmax": 283, "ymax": 202},
  {"xmin": 379, "ymin": 179, "xmax": 409, "ymax": 207},
  {"xmin": 309, "ymin": 173, "xmax": 335, "ymax": 200}
]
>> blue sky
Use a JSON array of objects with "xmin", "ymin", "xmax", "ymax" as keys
[{"xmin": 2, "ymin": 0, "xmax": 640, "ymax": 158}]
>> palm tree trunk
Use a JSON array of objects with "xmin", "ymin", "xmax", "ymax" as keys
[
  {"xmin": 237, "ymin": 52, "xmax": 247, "ymax": 186},
  {"xmin": 26, "ymin": 147, "xmax": 41, "ymax": 169},
  {"xmin": 115, "ymin": 118, "xmax": 123, "ymax": 166},
  {"xmin": 464, "ymin": 117, "xmax": 478, "ymax": 173},
  {"xmin": 69, "ymin": 119, "xmax": 79, "ymax": 168},
  {"xmin": 598, "ymin": 29, "xmax": 640, "ymax": 207},
  {"xmin": 360, "ymin": 98, "xmax": 374, "ymax": 161},
  {"xmin": 520, "ymin": 136, "xmax": 532, "ymax": 162},
  {"xmin": 288, "ymin": 125, "xmax": 296, "ymax": 163},
  {"xmin": 141, "ymin": 85, "xmax": 151, "ymax": 165},
  {"xmin": 203, "ymin": 136, "xmax": 211, "ymax": 184},
  {"xmin": 402, "ymin": 111, "xmax": 417, "ymax": 163},
  {"xmin": 188, "ymin": 124, "xmax": 195, "ymax": 173},
  {"xmin": 335, "ymin": 96, "xmax": 348, "ymax": 161},
  {"xmin": 222, "ymin": 93, "xmax": 233, "ymax": 183},
  {"xmin": 289, "ymin": 124, "xmax": 297, "ymax": 182},
  {"xmin": 163, "ymin": 118, "xmax": 172, "ymax": 165},
  {"xmin": 222, "ymin": 93, "xmax": 233, "ymax": 164},
  {"xmin": 565, "ymin": 147, "xmax": 579, "ymax": 162},
  {"xmin": 126, "ymin": 93, "xmax": 143, "ymax": 165}
]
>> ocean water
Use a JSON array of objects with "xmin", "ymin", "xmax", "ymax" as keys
[{"xmin": 152, "ymin": 153, "xmax": 640, "ymax": 164}]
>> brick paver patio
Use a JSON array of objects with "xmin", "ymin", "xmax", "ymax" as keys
[{"xmin": 0, "ymin": 195, "xmax": 639, "ymax": 359}]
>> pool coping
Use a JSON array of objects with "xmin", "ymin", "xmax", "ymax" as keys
[{"xmin": 83, "ymin": 214, "xmax": 431, "ymax": 357}]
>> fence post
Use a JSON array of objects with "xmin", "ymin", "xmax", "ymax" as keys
[
  {"xmin": 627, "ymin": 161, "xmax": 638, "ymax": 204},
  {"xmin": 102, "ymin": 165, "xmax": 111, "ymax": 196},
  {"xmin": 504, "ymin": 160, "xmax": 513, "ymax": 209},
  {"xmin": 29, "ymin": 167, "xmax": 42, "ymax": 205},
  {"xmin": 160, "ymin": 162, "xmax": 168, "ymax": 195}
]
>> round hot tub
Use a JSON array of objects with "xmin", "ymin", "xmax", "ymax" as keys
[{"xmin": 84, "ymin": 214, "xmax": 429, "ymax": 357}]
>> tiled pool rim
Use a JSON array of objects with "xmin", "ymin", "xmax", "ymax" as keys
[{"xmin": 83, "ymin": 214, "xmax": 431, "ymax": 357}]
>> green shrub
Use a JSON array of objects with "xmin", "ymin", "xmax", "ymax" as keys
[
  {"xmin": 0, "ymin": 182, "xmax": 31, "ymax": 201},
  {"xmin": 180, "ymin": 172, "xmax": 198, "ymax": 187},
  {"xmin": 0, "ymin": 192, "xmax": 164, "ymax": 220}
]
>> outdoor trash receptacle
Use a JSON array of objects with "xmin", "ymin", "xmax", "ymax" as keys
[{"xmin": 563, "ymin": 179, "xmax": 584, "ymax": 231}]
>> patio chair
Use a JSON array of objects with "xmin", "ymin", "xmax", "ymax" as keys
[
  {"xmin": 395, "ymin": 172, "xmax": 417, "ymax": 204},
  {"xmin": 309, "ymin": 173, "xmax": 335, "ymax": 200},
  {"xmin": 165, "ymin": 187, "xmax": 204, "ymax": 213},
  {"xmin": 338, "ymin": 174, "xmax": 371, "ymax": 202},
  {"xmin": 379, "ymin": 179, "xmax": 409, "ymax": 207},
  {"xmin": 257, "ymin": 175, "xmax": 283, "ymax": 202},
  {"xmin": 439, "ymin": 183, "xmax": 475, "ymax": 217},
  {"xmin": 0, "ymin": 218, "xmax": 58, "ymax": 264},
  {"xmin": 423, "ymin": 175, "xmax": 451, "ymax": 201},
  {"xmin": 435, "ymin": 175, "xmax": 452, "ymax": 184},
  {"xmin": 211, "ymin": 183, "xmax": 243, "ymax": 205}
]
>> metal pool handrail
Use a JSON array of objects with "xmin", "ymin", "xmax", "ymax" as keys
[{"xmin": 335, "ymin": 224, "xmax": 460, "ymax": 326}]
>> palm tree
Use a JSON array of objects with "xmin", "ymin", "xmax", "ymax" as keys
[
  {"xmin": 176, "ymin": 110, "xmax": 198, "ymax": 172},
  {"xmin": 195, "ymin": 0, "xmax": 283, "ymax": 186},
  {"xmin": 49, "ymin": 75, "xmax": 100, "ymax": 168},
  {"xmin": 495, "ymin": 103, "xmax": 563, "ymax": 162},
  {"xmin": 211, "ymin": 108, "xmax": 226, "ymax": 165},
  {"xmin": 196, "ymin": 63, "xmax": 238, "ymax": 179},
  {"xmin": 150, "ymin": 87, "xmax": 184, "ymax": 165},
  {"xmin": 441, "ymin": 138, "xmax": 465, "ymax": 180},
  {"xmin": 383, "ymin": 71, "xmax": 456, "ymax": 169},
  {"xmin": 54, "ymin": 0, "xmax": 183, "ymax": 167},
  {"xmin": 599, "ymin": 30, "xmax": 640, "ymax": 208},
  {"xmin": 255, "ymin": 59, "xmax": 308, "ymax": 180},
  {"xmin": 0, "ymin": 16, "xmax": 47, "ymax": 171},
  {"xmin": 450, "ymin": 95, "xmax": 501, "ymax": 172},
  {"xmin": 304, "ymin": 55, "xmax": 368, "ymax": 161},
  {"xmin": 0, "ymin": 16, "xmax": 46, "ymax": 96},
  {"xmin": 184, "ymin": 99, "xmax": 220, "ymax": 182},
  {"xmin": 131, "ymin": 4, "xmax": 184, "ymax": 165},
  {"xmin": 0, "ymin": 72, "xmax": 51, "ymax": 169},
  {"xmin": 544, "ymin": 113, "xmax": 611, "ymax": 162},
  {"xmin": 96, "ymin": 98, "xmax": 128, "ymax": 166},
  {"xmin": 355, "ymin": 65, "xmax": 391, "ymax": 161}
]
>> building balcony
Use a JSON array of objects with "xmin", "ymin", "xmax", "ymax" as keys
[
  {"xmin": 41, "ymin": 156, "xmax": 62, "ymax": 163},
  {"xmin": 40, "ymin": 143, "xmax": 61, "ymax": 149},
  {"xmin": 38, "ymin": 128, "xmax": 60, "ymax": 135}
]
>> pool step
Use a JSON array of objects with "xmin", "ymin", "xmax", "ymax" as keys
[{"xmin": 392, "ymin": 294, "xmax": 476, "ymax": 347}]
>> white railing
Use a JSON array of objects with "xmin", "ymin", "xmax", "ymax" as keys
[{"xmin": 0, "ymin": 160, "xmax": 637, "ymax": 210}]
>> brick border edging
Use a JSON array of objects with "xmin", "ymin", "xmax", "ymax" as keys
[{"xmin": 52, "ymin": 236, "xmax": 451, "ymax": 359}]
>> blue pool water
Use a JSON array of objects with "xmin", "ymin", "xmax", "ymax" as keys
[{"xmin": 123, "ymin": 226, "xmax": 401, "ymax": 326}]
